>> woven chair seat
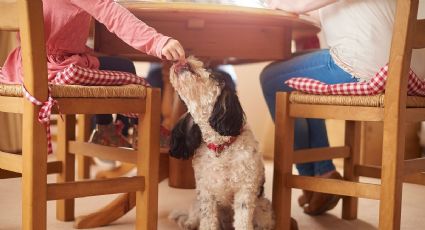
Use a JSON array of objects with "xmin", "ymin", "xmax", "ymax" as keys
[
  {"xmin": 0, "ymin": 84, "xmax": 147, "ymax": 98},
  {"xmin": 289, "ymin": 91, "xmax": 425, "ymax": 108}
]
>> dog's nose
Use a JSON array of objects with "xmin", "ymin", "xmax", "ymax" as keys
[{"xmin": 174, "ymin": 60, "xmax": 189, "ymax": 74}]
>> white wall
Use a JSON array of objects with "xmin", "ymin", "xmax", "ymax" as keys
[{"xmin": 233, "ymin": 62, "xmax": 275, "ymax": 158}]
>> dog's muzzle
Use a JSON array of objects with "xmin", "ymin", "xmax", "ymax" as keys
[{"xmin": 173, "ymin": 60, "xmax": 190, "ymax": 74}]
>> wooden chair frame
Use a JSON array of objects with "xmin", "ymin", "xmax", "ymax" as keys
[
  {"xmin": 0, "ymin": 1, "xmax": 160, "ymax": 229},
  {"xmin": 272, "ymin": 0, "xmax": 425, "ymax": 229}
]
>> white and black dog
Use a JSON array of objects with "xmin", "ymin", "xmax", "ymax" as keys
[{"xmin": 168, "ymin": 57, "xmax": 275, "ymax": 230}]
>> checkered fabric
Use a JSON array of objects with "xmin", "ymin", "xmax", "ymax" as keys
[
  {"xmin": 285, "ymin": 64, "xmax": 423, "ymax": 96},
  {"xmin": 50, "ymin": 64, "xmax": 148, "ymax": 86},
  {"xmin": 23, "ymin": 64, "xmax": 150, "ymax": 154},
  {"xmin": 22, "ymin": 86, "xmax": 58, "ymax": 154}
]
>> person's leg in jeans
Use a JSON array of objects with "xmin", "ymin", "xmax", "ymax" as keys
[
  {"xmin": 260, "ymin": 49, "xmax": 357, "ymax": 215},
  {"xmin": 90, "ymin": 56, "xmax": 137, "ymax": 148}
]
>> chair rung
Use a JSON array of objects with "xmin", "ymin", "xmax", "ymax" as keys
[
  {"xmin": 405, "ymin": 172, "xmax": 425, "ymax": 185},
  {"xmin": 69, "ymin": 141, "xmax": 137, "ymax": 164},
  {"xmin": 47, "ymin": 176, "xmax": 145, "ymax": 200},
  {"xmin": 0, "ymin": 2, "xmax": 19, "ymax": 31},
  {"xmin": 0, "ymin": 169, "xmax": 20, "ymax": 179},
  {"xmin": 0, "ymin": 151, "xmax": 22, "ymax": 173},
  {"xmin": 413, "ymin": 19, "xmax": 425, "ymax": 49},
  {"xmin": 356, "ymin": 164, "xmax": 425, "ymax": 186},
  {"xmin": 290, "ymin": 104, "xmax": 384, "ymax": 121},
  {"xmin": 406, "ymin": 108, "xmax": 425, "ymax": 122},
  {"xmin": 0, "ymin": 161, "xmax": 62, "ymax": 179},
  {"xmin": 0, "ymin": 97, "xmax": 23, "ymax": 113},
  {"xmin": 286, "ymin": 175, "xmax": 381, "ymax": 200},
  {"xmin": 47, "ymin": 161, "xmax": 62, "ymax": 174},
  {"xmin": 54, "ymin": 98, "xmax": 145, "ymax": 114},
  {"xmin": 293, "ymin": 146, "xmax": 350, "ymax": 164},
  {"xmin": 355, "ymin": 165, "xmax": 381, "ymax": 178},
  {"xmin": 404, "ymin": 157, "xmax": 425, "ymax": 175}
]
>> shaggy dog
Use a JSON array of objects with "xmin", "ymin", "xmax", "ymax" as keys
[{"xmin": 168, "ymin": 57, "xmax": 275, "ymax": 230}]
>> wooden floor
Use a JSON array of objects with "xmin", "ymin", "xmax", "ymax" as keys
[{"xmin": 1, "ymin": 160, "xmax": 424, "ymax": 230}]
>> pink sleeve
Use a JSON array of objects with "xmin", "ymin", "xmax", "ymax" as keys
[{"xmin": 70, "ymin": 0, "xmax": 170, "ymax": 59}]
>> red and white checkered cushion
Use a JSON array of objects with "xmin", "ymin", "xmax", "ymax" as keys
[
  {"xmin": 50, "ymin": 64, "xmax": 149, "ymax": 86},
  {"xmin": 285, "ymin": 65, "xmax": 424, "ymax": 96}
]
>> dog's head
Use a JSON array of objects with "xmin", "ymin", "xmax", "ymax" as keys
[
  {"xmin": 169, "ymin": 57, "xmax": 245, "ymax": 159},
  {"xmin": 170, "ymin": 56, "xmax": 245, "ymax": 136}
]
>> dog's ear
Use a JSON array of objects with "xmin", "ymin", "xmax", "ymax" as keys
[
  {"xmin": 208, "ymin": 73, "xmax": 245, "ymax": 136},
  {"xmin": 169, "ymin": 113, "xmax": 202, "ymax": 160}
]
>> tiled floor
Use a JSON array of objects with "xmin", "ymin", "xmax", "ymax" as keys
[{"xmin": 1, "ymin": 161, "xmax": 424, "ymax": 230}]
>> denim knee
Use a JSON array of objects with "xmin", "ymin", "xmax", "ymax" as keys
[
  {"xmin": 145, "ymin": 66, "xmax": 163, "ymax": 88},
  {"xmin": 98, "ymin": 56, "xmax": 136, "ymax": 74},
  {"xmin": 259, "ymin": 64, "xmax": 273, "ymax": 90}
]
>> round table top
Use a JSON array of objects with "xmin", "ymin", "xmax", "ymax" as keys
[{"xmin": 117, "ymin": 1, "xmax": 320, "ymax": 35}]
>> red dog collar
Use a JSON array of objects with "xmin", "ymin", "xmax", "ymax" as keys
[{"xmin": 207, "ymin": 136, "xmax": 237, "ymax": 157}]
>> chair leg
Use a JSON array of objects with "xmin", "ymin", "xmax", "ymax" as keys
[
  {"xmin": 342, "ymin": 121, "xmax": 361, "ymax": 220},
  {"xmin": 77, "ymin": 115, "xmax": 92, "ymax": 180},
  {"xmin": 272, "ymin": 92, "xmax": 294, "ymax": 230},
  {"xmin": 56, "ymin": 115, "xmax": 76, "ymax": 221},
  {"xmin": 379, "ymin": 121, "xmax": 405, "ymax": 230},
  {"xmin": 22, "ymin": 110, "xmax": 48, "ymax": 230},
  {"xmin": 136, "ymin": 88, "xmax": 161, "ymax": 230}
]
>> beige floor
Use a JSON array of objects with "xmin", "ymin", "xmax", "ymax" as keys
[{"xmin": 1, "ymin": 161, "xmax": 424, "ymax": 230}]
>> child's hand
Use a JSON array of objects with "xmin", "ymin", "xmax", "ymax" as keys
[{"xmin": 162, "ymin": 39, "xmax": 185, "ymax": 61}]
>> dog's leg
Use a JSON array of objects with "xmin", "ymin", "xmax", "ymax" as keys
[
  {"xmin": 168, "ymin": 201, "xmax": 200, "ymax": 230},
  {"xmin": 199, "ymin": 193, "xmax": 220, "ymax": 230},
  {"xmin": 184, "ymin": 201, "xmax": 201, "ymax": 229},
  {"xmin": 233, "ymin": 190, "xmax": 256, "ymax": 230},
  {"xmin": 253, "ymin": 197, "xmax": 275, "ymax": 230}
]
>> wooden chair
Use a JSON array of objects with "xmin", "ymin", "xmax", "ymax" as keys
[
  {"xmin": 272, "ymin": 0, "xmax": 425, "ymax": 229},
  {"xmin": 0, "ymin": 1, "xmax": 160, "ymax": 229}
]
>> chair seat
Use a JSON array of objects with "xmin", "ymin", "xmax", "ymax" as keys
[
  {"xmin": 0, "ymin": 84, "xmax": 147, "ymax": 98},
  {"xmin": 289, "ymin": 92, "xmax": 425, "ymax": 108}
]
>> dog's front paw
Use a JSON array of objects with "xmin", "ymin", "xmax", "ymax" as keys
[
  {"xmin": 182, "ymin": 222, "xmax": 199, "ymax": 230},
  {"xmin": 169, "ymin": 210, "xmax": 199, "ymax": 230}
]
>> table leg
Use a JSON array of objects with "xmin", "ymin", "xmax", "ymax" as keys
[{"xmin": 161, "ymin": 62, "xmax": 196, "ymax": 189}]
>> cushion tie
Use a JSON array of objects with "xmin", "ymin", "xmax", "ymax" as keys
[{"xmin": 22, "ymin": 85, "xmax": 61, "ymax": 154}]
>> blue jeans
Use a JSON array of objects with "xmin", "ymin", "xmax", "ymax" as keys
[
  {"xmin": 260, "ymin": 49, "xmax": 357, "ymax": 176},
  {"xmin": 95, "ymin": 56, "xmax": 140, "ymax": 134}
]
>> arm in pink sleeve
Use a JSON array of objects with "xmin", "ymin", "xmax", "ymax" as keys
[{"xmin": 70, "ymin": 0, "xmax": 170, "ymax": 59}]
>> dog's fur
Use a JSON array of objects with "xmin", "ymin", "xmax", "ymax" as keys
[{"xmin": 168, "ymin": 57, "xmax": 275, "ymax": 230}]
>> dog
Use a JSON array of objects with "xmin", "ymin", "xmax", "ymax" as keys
[{"xmin": 168, "ymin": 56, "xmax": 275, "ymax": 230}]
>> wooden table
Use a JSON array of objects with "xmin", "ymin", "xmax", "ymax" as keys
[{"xmin": 74, "ymin": 2, "xmax": 319, "ymax": 228}]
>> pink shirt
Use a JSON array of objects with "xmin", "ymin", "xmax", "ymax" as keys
[{"xmin": 0, "ymin": 0, "xmax": 170, "ymax": 84}]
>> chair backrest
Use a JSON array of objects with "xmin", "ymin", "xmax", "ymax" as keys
[
  {"xmin": 0, "ymin": 0, "xmax": 48, "ymax": 100},
  {"xmin": 385, "ymin": 0, "xmax": 424, "ymax": 105}
]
